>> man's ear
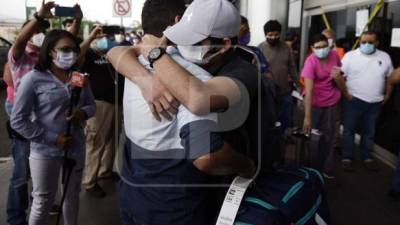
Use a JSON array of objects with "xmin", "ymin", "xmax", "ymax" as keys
[{"xmin": 174, "ymin": 15, "xmax": 181, "ymax": 24}]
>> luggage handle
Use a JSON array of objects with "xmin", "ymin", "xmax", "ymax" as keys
[
  {"xmin": 216, "ymin": 176, "xmax": 253, "ymax": 225},
  {"xmin": 292, "ymin": 128, "xmax": 321, "ymax": 140}
]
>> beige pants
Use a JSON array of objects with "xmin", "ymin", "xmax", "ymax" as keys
[{"xmin": 82, "ymin": 100, "xmax": 119, "ymax": 189}]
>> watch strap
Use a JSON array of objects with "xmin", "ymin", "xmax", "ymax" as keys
[
  {"xmin": 149, "ymin": 47, "xmax": 166, "ymax": 68},
  {"xmin": 34, "ymin": 12, "xmax": 45, "ymax": 23}
]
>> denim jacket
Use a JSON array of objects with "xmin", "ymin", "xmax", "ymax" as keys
[{"xmin": 11, "ymin": 69, "xmax": 96, "ymax": 157}]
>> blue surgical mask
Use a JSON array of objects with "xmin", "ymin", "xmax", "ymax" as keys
[
  {"xmin": 96, "ymin": 37, "xmax": 117, "ymax": 51},
  {"xmin": 360, "ymin": 43, "xmax": 376, "ymax": 55},
  {"xmin": 96, "ymin": 37, "xmax": 108, "ymax": 50},
  {"xmin": 314, "ymin": 47, "xmax": 330, "ymax": 59}
]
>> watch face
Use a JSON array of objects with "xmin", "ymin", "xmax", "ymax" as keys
[{"xmin": 150, "ymin": 48, "xmax": 161, "ymax": 59}]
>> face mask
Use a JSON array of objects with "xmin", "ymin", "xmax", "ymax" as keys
[
  {"xmin": 115, "ymin": 34, "xmax": 124, "ymax": 43},
  {"xmin": 96, "ymin": 37, "xmax": 117, "ymax": 51},
  {"xmin": 177, "ymin": 45, "xmax": 220, "ymax": 65},
  {"xmin": 360, "ymin": 43, "xmax": 376, "ymax": 55},
  {"xmin": 53, "ymin": 51, "xmax": 77, "ymax": 70},
  {"xmin": 314, "ymin": 47, "xmax": 330, "ymax": 59},
  {"xmin": 267, "ymin": 37, "xmax": 280, "ymax": 46},
  {"xmin": 239, "ymin": 32, "xmax": 251, "ymax": 45},
  {"xmin": 31, "ymin": 33, "xmax": 45, "ymax": 47},
  {"xmin": 96, "ymin": 37, "xmax": 108, "ymax": 50},
  {"xmin": 328, "ymin": 39, "xmax": 334, "ymax": 48}
]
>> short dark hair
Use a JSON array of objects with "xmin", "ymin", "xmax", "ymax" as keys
[
  {"xmin": 35, "ymin": 30, "xmax": 80, "ymax": 71},
  {"xmin": 141, "ymin": 0, "xmax": 186, "ymax": 37},
  {"xmin": 241, "ymin": 16, "xmax": 248, "ymax": 26},
  {"xmin": 310, "ymin": 34, "xmax": 328, "ymax": 46},
  {"xmin": 361, "ymin": 31, "xmax": 379, "ymax": 40},
  {"xmin": 62, "ymin": 18, "xmax": 74, "ymax": 27},
  {"xmin": 263, "ymin": 20, "xmax": 281, "ymax": 34}
]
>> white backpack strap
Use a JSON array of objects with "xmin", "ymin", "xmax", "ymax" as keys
[{"xmin": 216, "ymin": 176, "xmax": 253, "ymax": 225}]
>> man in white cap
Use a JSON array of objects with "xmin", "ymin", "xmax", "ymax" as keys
[
  {"xmin": 110, "ymin": 0, "xmax": 262, "ymax": 158},
  {"xmin": 109, "ymin": 0, "xmax": 264, "ymax": 223},
  {"xmin": 108, "ymin": 0, "xmax": 257, "ymax": 224}
]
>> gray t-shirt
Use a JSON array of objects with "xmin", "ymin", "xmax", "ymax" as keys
[{"xmin": 258, "ymin": 41, "xmax": 298, "ymax": 94}]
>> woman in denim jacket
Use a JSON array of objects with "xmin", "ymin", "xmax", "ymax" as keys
[{"xmin": 10, "ymin": 29, "xmax": 96, "ymax": 225}]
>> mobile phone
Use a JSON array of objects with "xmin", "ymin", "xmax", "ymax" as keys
[
  {"xmin": 55, "ymin": 6, "xmax": 75, "ymax": 17},
  {"xmin": 102, "ymin": 26, "xmax": 121, "ymax": 35}
]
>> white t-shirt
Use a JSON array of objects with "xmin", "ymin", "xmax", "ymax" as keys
[
  {"xmin": 123, "ymin": 46, "xmax": 217, "ymax": 151},
  {"xmin": 341, "ymin": 49, "xmax": 393, "ymax": 103}
]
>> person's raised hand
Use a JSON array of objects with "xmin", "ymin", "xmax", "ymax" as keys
[
  {"xmin": 88, "ymin": 25, "xmax": 105, "ymax": 41},
  {"xmin": 73, "ymin": 4, "xmax": 83, "ymax": 20},
  {"xmin": 37, "ymin": 0, "xmax": 56, "ymax": 19}
]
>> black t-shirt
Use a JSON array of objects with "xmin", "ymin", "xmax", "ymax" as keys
[
  {"xmin": 82, "ymin": 49, "xmax": 124, "ymax": 104},
  {"xmin": 207, "ymin": 49, "xmax": 260, "ymax": 162}
]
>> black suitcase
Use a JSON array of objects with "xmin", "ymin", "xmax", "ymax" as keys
[{"xmin": 283, "ymin": 128, "xmax": 323, "ymax": 171}]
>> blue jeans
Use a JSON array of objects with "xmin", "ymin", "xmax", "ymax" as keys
[
  {"xmin": 280, "ymin": 92, "xmax": 294, "ymax": 131},
  {"xmin": 5, "ymin": 102, "xmax": 31, "ymax": 225},
  {"xmin": 7, "ymin": 138, "xmax": 30, "ymax": 225},
  {"xmin": 5, "ymin": 100, "xmax": 13, "ymax": 116},
  {"xmin": 392, "ymin": 146, "xmax": 400, "ymax": 192},
  {"xmin": 342, "ymin": 98, "xmax": 382, "ymax": 161},
  {"xmin": 119, "ymin": 182, "xmax": 145, "ymax": 225}
]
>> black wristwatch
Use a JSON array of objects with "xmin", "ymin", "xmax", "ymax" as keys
[
  {"xmin": 148, "ymin": 47, "xmax": 166, "ymax": 68},
  {"xmin": 33, "ymin": 12, "xmax": 45, "ymax": 23}
]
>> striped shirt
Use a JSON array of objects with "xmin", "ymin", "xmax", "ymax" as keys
[{"xmin": 8, "ymin": 45, "xmax": 39, "ymax": 95}]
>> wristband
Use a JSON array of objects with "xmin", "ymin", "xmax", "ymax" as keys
[{"xmin": 33, "ymin": 12, "xmax": 45, "ymax": 23}]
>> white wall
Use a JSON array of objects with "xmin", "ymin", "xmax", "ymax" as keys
[{"xmin": 239, "ymin": 0, "xmax": 289, "ymax": 46}]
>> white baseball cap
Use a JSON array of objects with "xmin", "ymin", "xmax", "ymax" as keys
[{"xmin": 164, "ymin": 0, "xmax": 240, "ymax": 45}]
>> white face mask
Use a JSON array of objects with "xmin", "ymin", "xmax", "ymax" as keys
[
  {"xmin": 31, "ymin": 33, "xmax": 45, "ymax": 47},
  {"xmin": 53, "ymin": 51, "xmax": 77, "ymax": 70},
  {"xmin": 177, "ymin": 45, "xmax": 220, "ymax": 65},
  {"xmin": 115, "ymin": 34, "xmax": 124, "ymax": 43}
]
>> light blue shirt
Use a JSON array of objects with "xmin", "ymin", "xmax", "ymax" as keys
[{"xmin": 11, "ymin": 69, "xmax": 96, "ymax": 157}]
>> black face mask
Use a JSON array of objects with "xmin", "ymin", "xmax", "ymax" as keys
[{"xmin": 267, "ymin": 37, "xmax": 280, "ymax": 46}]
